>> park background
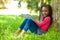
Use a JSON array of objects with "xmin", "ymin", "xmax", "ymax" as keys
[{"xmin": 0, "ymin": 0, "xmax": 60, "ymax": 40}]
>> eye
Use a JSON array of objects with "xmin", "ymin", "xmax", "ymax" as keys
[
  {"xmin": 41, "ymin": 7, "xmax": 48, "ymax": 12},
  {"xmin": 41, "ymin": 10, "xmax": 48, "ymax": 12}
]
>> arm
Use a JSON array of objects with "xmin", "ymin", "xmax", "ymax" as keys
[{"xmin": 33, "ymin": 17, "xmax": 50, "ymax": 27}]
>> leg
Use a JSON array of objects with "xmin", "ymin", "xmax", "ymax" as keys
[
  {"xmin": 22, "ymin": 19, "xmax": 38, "ymax": 31},
  {"xmin": 29, "ymin": 20, "xmax": 44, "ymax": 34},
  {"xmin": 29, "ymin": 19, "xmax": 38, "ymax": 33},
  {"xmin": 18, "ymin": 19, "xmax": 32, "ymax": 36},
  {"xmin": 27, "ymin": 19, "xmax": 44, "ymax": 34},
  {"xmin": 20, "ymin": 19, "xmax": 38, "ymax": 36},
  {"xmin": 14, "ymin": 18, "xmax": 28, "ymax": 36},
  {"xmin": 20, "ymin": 18, "xmax": 28, "ymax": 30}
]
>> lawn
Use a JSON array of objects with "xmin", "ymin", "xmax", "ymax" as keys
[{"xmin": 0, "ymin": 15, "xmax": 60, "ymax": 40}]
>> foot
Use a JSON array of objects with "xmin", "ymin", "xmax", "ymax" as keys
[
  {"xmin": 16, "ymin": 33, "xmax": 24, "ymax": 38},
  {"xmin": 13, "ymin": 33, "xmax": 17, "ymax": 36},
  {"xmin": 11, "ymin": 33, "xmax": 17, "ymax": 39}
]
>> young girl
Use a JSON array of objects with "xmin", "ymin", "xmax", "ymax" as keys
[{"xmin": 14, "ymin": 4, "xmax": 53, "ymax": 37}]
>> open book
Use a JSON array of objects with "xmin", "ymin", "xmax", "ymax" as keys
[{"xmin": 22, "ymin": 14, "xmax": 33, "ymax": 20}]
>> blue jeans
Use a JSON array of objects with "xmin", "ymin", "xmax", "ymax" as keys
[{"xmin": 19, "ymin": 18, "xmax": 44, "ymax": 34}]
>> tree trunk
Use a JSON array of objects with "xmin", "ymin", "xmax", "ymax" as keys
[
  {"xmin": 38, "ymin": 0, "xmax": 44, "ymax": 20},
  {"xmin": 50, "ymin": 0, "xmax": 60, "ymax": 32}
]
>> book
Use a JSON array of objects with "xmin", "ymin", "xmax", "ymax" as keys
[{"xmin": 22, "ymin": 14, "xmax": 33, "ymax": 20}]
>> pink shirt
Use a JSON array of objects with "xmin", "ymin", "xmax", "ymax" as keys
[{"xmin": 34, "ymin": 16, "xmax": 51, "ymax": 32}]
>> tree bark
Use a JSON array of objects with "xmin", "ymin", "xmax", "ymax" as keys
[{"xmin": 38, "ymin": 0, "xmax": 44, "ymax": 20}]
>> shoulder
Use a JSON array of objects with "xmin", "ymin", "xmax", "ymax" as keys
[
  {"xmin": 44, "ymin": 16, "xmax": 51, "ymax": 21},
  {"xmin": 45, "ymin": 16, "xmax": 50, "ymax": 19}
]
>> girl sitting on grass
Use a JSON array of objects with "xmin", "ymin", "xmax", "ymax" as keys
[{"xmin": 14, "ymin": 4, "xmax": 53, "ymax": 37}]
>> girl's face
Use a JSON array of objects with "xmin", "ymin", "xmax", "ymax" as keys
[{"xmin": 41, "ymin": 7, "xmax": 49, "ymax": 17}]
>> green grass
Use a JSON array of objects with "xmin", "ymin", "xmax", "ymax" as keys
[{"xmin": 0, "ymin": 15, "xmax": 60, "ymax": 40}]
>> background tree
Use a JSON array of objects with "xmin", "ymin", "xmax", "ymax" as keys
[{"xmin": 0, "ymin": 0, "xmax": 9, "ymax": 9}]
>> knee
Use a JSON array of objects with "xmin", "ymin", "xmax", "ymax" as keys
[
  {"xmin": 25, "ymin": 18, "xmax": 33, "ymax": 22},
  {"xmin": 28, "ymin": 19, "xmax": 33, "ymax": 22},
  {"xmin": 25, "ymin": 18, "xmax": 29, "ymax": 20},
  {"xmin": 25, "ymin": 18, "xmax": 28, "ymax": 20}
]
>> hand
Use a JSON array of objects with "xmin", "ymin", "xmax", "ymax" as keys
[
  {"xmin": 27, "ymin": 14, "xmax": 33, "ymax": 18},
  {"xmin": 27, "ymin": 14, "xmax": 31, "ymax": 16},
  {"xmin": 27, "ymin": 14, "xmax": 37, "ymax": 21}
]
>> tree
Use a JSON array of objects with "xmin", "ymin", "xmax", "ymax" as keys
[
  {"xmin": 43, "ymin": 0, "xmax": 51, "ymax": 4},
  {"xmin": 0, "ymin": 0, "xmax": 9, "ymax": 9},
  {"xmin": 25, "ymin": 0, "xmax": 40, "ymax": 11}
]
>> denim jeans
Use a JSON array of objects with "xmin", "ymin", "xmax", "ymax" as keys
[{"xmin": 19, "ymin": 18, "xmax": 44, "ymax": 34}]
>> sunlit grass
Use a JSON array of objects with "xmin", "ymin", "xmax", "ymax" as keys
[{"xmin": 0, "ymin": 15, "xmax": 60, "ymax": 40}]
